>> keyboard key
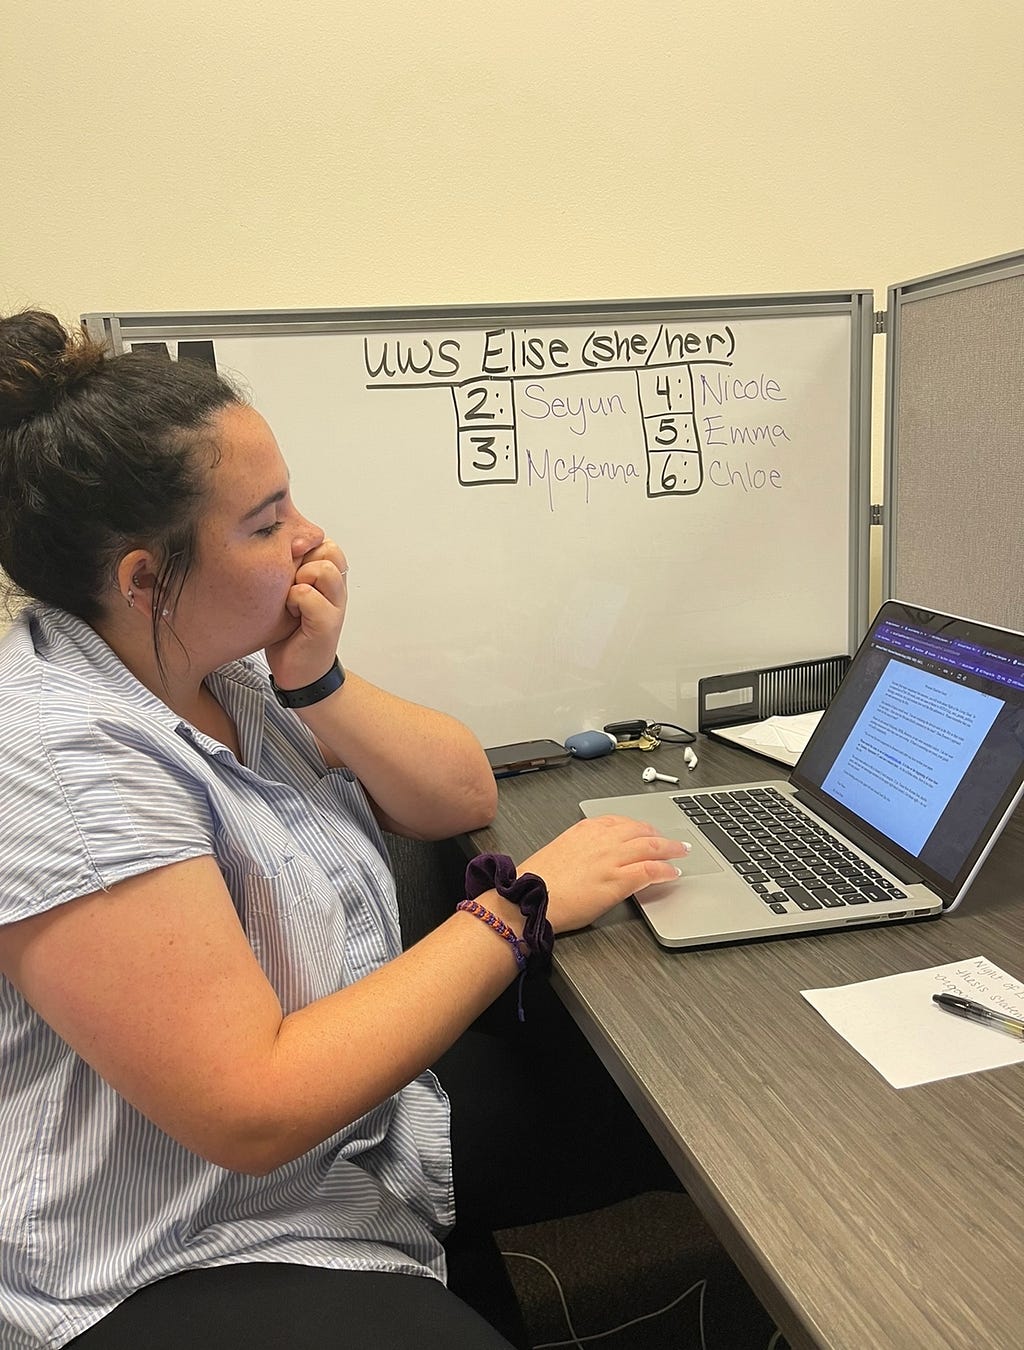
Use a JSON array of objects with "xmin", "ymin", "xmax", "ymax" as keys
[
  {"xmin": 692, "ymin": 821, "xmax": 750, "ymax": 864},
  {"xmin": 806, "ymin": 889, "xmax": 845, "ymax": 908},
  {"xmin": 859, "ymin": 884, "xmax": 898, "ymax": 903},
  {"xmin": 779, "ymin": 884, "xmax": 823, "ymax": 911}
]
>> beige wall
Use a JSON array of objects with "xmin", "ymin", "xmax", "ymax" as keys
[
  {"xmin": 4, "ymin": 1, "xmax": 1021, "ymax": 319},
  {"xmin": 2, "ymin": 0, "xmax": 1022, "ymax": 615}
]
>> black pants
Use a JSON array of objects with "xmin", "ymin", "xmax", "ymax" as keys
[
  {"xmin": 69, "ymin": 982, "xmax": 678, "ymax": 1349},
  {"xmin": 439, "ymin": 978, "xmax": 679, "ymax": 1232},
  {"xmin": 69, "ymin": 1262, "xmax": 516, "ymax": 1350}
]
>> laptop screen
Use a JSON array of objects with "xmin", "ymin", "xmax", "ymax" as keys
[{"xmin": 791, "ymin": 601, "xmax": 1024, "ymax": 905}]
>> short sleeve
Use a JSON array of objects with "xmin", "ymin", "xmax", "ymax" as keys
[{"xmin": 0, "ymin": 709, "xmax": 216, "ymax": 926}]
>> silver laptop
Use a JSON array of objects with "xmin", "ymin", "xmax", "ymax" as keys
[{"xmin": 581, "ymin": 601, "xmax": 1024, "ymax": 948}]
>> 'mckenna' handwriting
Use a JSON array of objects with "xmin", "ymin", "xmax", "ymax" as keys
[{"xmin": 525, "ymin": 448, "xmax": 640, "ymax": 512}]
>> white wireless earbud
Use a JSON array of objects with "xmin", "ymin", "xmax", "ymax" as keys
[
  {"xmin": 642, "ymin": 766, "xmax": 679, "ymax": 785},
  {"xmin": 683, "ymin": 747, "xmax": 698, "ymax": 770}
]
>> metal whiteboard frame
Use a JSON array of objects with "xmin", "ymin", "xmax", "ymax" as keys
[
  {"xmin": 84, "ymin": 290, "xmax": 875, "ymax": 657},
  {"xmin": 883, "ymin": 248, "xmax": 1024, "ymax": 606}
]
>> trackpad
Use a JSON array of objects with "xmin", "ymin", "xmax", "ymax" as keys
[{"xmin": 676, "ymin": 832, "xmax": 725, "ymax": 877}]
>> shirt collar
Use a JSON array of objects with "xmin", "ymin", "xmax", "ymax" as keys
[{"xmin": 28, "ymin": 603, "xmax": 269, "ymax": 765}]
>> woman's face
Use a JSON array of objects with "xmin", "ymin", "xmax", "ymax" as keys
[{"xmin": 169, "ymin": 403, "xmax": 327, "ymax": 671}]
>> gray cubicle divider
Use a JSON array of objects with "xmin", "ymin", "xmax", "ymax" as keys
[
  {"xmin": 884, "ymin": 249, "xmax": 1024, "ymax": 631},
  {"xmin": 83, "ymin": 294, "xmax": 873, "ymax": 746}
]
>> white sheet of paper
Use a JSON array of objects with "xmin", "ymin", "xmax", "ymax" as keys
[
  {"xmin": 801, "ymin": 956, "xmax": 1024, "ymax": 1088},
  {"xmin": 712, "ymin": 711, "xmax": 823, "ymax": 767}
]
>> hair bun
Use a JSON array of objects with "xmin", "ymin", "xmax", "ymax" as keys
[{"xmin": 0, "ymin": 310, "xmax": 107, "ymax": 429}]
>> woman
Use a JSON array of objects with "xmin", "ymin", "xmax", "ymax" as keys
[{"xmin": 0, "ymin": 311, "xmax": 686, "ymax": 1349}]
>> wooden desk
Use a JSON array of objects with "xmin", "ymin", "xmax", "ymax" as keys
[{"xmin": 465, "ymin": 738, "xmax": 1024, "ymax": 1350}]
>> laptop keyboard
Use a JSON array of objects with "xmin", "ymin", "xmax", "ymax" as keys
[{"xmin": 673, "ymin": 787, "xmax": 907, "ymax": 917}]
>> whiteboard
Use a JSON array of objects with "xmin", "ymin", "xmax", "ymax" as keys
[{"xmin": 85, "ymin": 296, "xmax": 872, "ymax": 746}]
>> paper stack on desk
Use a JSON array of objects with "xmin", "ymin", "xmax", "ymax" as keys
[
  {"xmin": 709, "ymin": 710, "xmax": 823, "ymax": 768},
  {"xmin": 802, "ymin": 956, "xmax": 1024, "ymax": 1088}
]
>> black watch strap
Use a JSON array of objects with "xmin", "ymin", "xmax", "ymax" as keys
[{"xmin": 269, "ymin": 657, "xmax": 345, "ymax": 708}]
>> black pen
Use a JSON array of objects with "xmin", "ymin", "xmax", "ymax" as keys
[{"xmin": 932, "ymin": 993, "xmax": 1024, "ymax": 1040}]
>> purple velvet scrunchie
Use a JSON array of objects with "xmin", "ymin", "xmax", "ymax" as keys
[{"xmin": 464, "ymin": 852, "xmax": 554, "ymax": 1019}]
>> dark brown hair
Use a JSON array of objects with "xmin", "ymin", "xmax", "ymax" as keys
[{"xmin": 0, "ymin": 310, "xmax": 242, "ymax": 657}]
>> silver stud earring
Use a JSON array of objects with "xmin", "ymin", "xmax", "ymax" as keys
[{"xmin": 126, "ymin": 589, "xmax": 136, "ymax": 609}]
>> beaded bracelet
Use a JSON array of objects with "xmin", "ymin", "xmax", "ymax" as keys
[
  {"xmin": 455, "ymin": 898, "xmax": 528, "ymax": 973},
  {"xmin": 461, "ymin": 852, "xmax": 555, "ymax": 1020}
]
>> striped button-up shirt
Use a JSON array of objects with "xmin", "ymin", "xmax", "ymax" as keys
[{"xmin": 0, "ymin": 606, "xmax": 452, "ymax": 1349}]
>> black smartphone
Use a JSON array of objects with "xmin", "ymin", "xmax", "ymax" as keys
[{"xmin": 485, "ymin": 739, "xmax": 571, "ymax": 778}]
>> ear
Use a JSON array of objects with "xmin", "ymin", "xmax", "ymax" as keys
[{"xmin": 115, "ymin": 550, "xmax": 159, "ymax": 614}]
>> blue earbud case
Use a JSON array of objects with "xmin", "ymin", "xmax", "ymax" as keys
[{"xmin": 564, "ymin": 730, "xmax": 617, "ymax": 759}]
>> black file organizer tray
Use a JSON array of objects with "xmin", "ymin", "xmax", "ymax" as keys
[{"xmin": 698, "ymin": 654, "xmax": 851, "ymax": 759}]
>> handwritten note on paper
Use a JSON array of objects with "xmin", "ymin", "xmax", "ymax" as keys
[{"xmin": 801, "ymin": 956, "xmax": 1024, "ymax": 1089}]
